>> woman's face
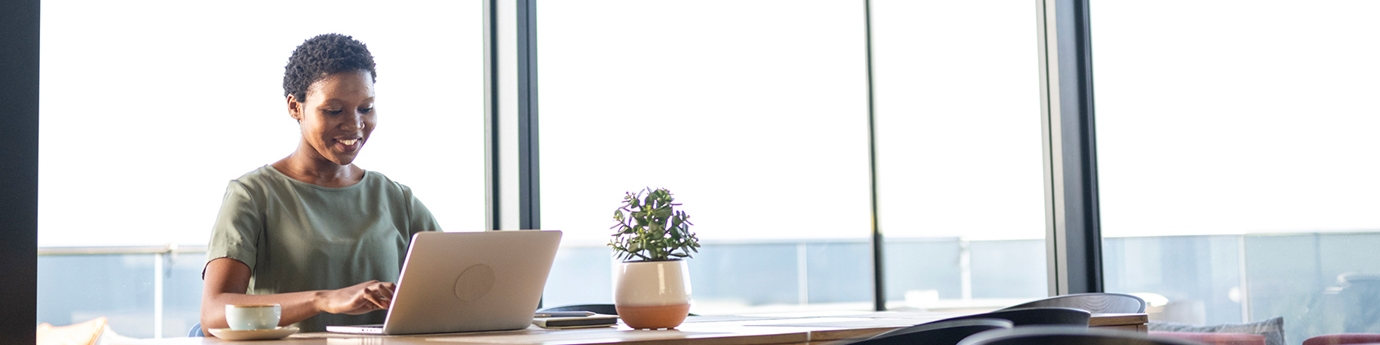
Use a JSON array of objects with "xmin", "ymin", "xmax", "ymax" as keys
[{"xmin": 288, "ymin": 69, "xmax": 376, "ymax": 166}]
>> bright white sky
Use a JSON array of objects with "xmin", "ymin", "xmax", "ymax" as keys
[
  {"xmin": 37, "ymin": 0, "xmax": 1378, "ymax": 247},
  {"xmin": 538, "ymin": 0, "xmax": 874, "ymax": 245},
  {"xmin": 1094, "ymin": 0, "xmax": 1380, "ymax": 237},
  {"xmin": 37, "ymin": 0, "xmax": 486, "ymax": 247}
]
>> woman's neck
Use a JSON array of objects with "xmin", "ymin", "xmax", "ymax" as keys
[{"xmin": 271, "ymin": 147, "xmax": 363, "ymax": 188}]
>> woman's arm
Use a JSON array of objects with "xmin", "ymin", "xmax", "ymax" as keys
[{"xmin": 199, "ymin": 258, "xmax": 396, "ymax": 336}]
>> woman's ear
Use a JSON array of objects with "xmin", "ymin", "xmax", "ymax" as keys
[{"xmin": 286, "ymin": 95, "xmax": 303, "ymax": 123}]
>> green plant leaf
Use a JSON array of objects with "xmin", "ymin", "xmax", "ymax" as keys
[{"xmin": 607, "ymin": 187, "xmax": 700, "ymax": 261}]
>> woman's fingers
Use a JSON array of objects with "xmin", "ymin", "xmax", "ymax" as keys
[
  {"xmin": 379, "ymin": 282, "xmax": 396, "ymax": 298},
  {"xmin": 377, "ymin": 283, "xmax": 395, "ymax": 306},
  {"xmin": 351, "ymin": 281, "xmax": 394, "ymax": 312},
  {"xmin": 325, "ymin": 280, "xmax": 399, "ymax": 315},
  {"xmin": 364, "ymin": 284, "xmax": 389, "ymax": 309}
]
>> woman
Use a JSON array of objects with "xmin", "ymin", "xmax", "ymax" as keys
[{"xmin": 199, "ymin": 33, "xmax": 441, "ymax": 334}]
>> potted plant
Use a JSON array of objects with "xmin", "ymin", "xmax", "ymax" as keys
[{"xmin": 608, "ymin": 187, "xmax": 700, "ymax": 329}]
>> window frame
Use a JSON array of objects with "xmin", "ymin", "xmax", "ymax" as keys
[
  {"xmin": 12, "ymin": 2, "xmax": 1111, "ymax": 337},
  {"xmin": 506, "ymin": 0, "xmax": 1108, "ymax": 309}
]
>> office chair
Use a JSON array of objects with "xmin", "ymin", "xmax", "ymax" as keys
[
  {"xmin": 957, "ymin": 326, "xmax": 1207, "ymax": 345},
  {"xmin": 934, "ymin": 307, "xmax": 1092, "ymax": 327},
  {"xmin": 847, "ymin": 318, "xmax": 1012, "ymax": 345},
  {"xmin": 1002, "ymin": 292, "xmax": 1146, "ymax": 314}
]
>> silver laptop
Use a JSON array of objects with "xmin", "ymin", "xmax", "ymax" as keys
[{"xmin": 326, "ymin": 230, "xmax": 562, "ymax": 335}]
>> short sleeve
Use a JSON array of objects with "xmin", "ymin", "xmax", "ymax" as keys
[
  {"xmin": 403, "ymin": 185, "xmax": 442, "ymax": 235},
  {"xmin": 204, "ymin": 180, "xmax": 263, "ymax": 277}
]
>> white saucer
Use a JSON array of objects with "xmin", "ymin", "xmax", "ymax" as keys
[{"xmin": 208, "ymin": 327, "xmax": 299, "ymax": 341}]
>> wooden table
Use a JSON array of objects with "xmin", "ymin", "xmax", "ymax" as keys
[{"xmin": 111, "ymin": 312, "xmax": 1147, "ymax": 345}]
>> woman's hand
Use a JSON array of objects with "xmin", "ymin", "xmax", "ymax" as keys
[
  {"xmin": 201, "ymin": 258, "xmax": 399, "ymax": 335},
  {"xmin": 316, "ymin": 280, "xmax": 396, "ymax": 315},
  {"xmin": 201, "ymin": 258, "xmax": 331, "ymax": 334}
]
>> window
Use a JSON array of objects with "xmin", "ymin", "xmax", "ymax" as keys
[
  {"xmin": 538, "ymin": 0, "xmax": 873, "ymax": 313},
  {"xmin": 871, "ymin": 0, "xmax": 1048, "ymax": 309},
  {"xmin": 1094, "ymin": 1, "xmax": 1380, "ymax": 342},
  {"xmin": 37, "ymin": 0, "xmax": 484, "ymax": 337}
]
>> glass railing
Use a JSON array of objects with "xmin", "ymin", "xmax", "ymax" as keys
[
  {"xmin": 544, "ymin": 238, "xmax": 1044, "ymax": 315},
  {"xmin": 1106, "ymin": 231, "xmax": 1380, "ymax": 345},
  {"xmin": 38, "ymin": 245, "xmax": 206, "ymax": 338}
]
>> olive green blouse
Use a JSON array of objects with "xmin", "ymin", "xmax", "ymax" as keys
[{"xmin": 205, "ymin": 165, "xmax": 440, "ymax": 332}]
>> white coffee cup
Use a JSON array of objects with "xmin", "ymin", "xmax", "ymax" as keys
[{"xmin": 225, "ymin": 304, "xmax": 281, "ymax": 330}]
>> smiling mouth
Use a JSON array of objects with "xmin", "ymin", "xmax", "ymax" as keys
[{"xmin": 334, "ymin": 138, "xmax": 363, "ymax": 152}]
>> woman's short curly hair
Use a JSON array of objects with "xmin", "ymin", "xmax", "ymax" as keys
[{"xmin": 282, "ymin": 33, "xmax": 377, "ymax": 101}]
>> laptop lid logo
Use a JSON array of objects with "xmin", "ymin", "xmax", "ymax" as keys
[{"xmin": 453, "ymin": 264, "xmax": 496, "ymax": 302}]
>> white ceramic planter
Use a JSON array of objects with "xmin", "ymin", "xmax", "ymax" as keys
[{"xmin": 613, "ymin": 260, "xmax": 692, "ymax": 329}]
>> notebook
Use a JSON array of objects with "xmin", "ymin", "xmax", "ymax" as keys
[{"xmin": 326, "ymin": 230, "xmax": 562, "ymax": 335}]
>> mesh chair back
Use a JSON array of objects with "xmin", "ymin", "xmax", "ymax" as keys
[
  {"xmin": 938, "ymin": 307, "xmax": 1092, "ymax": 327},
  {"xmin": 957, "ymin": 326, "xmax": 1209, "ymax": 345},
  {"xmin": 849, "ymin": 318, "xmax": 1013, "ymax": 345}
]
